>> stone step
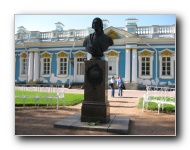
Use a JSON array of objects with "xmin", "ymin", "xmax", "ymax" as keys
[
  {"xmin": 69, "ymin": 83, "xmax": 84, "ymax": 89},
  {"xmin": 124, "ymin": 83, "xmax": 138, "ymax": 90}
]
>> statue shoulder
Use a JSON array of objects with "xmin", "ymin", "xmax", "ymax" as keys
[
  {"xmin": 84, "ymin": 34, "xmax": 93, "ymax": 41},
  {"xmin": 103, "ymin": 33, "xmax": 114, "ymax": 45},
  {"xmin": 103, "ymin": 33, "xmax": 112, "ymax": 40},
  {"xmin": 83, "ymin": 34, "xmax": 93, "ymax": 46}
]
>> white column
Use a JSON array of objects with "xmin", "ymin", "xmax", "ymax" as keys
[
  {"xmin": 33, "ymin": 51, "xmax": 39, "ymax": 82},
  {"xmin": 116, "ymin": 56, "xmax": 119, "ymax": 78},
  {"xmin": 125, "ymin": 48, "xmax": 131, "ymax": 82},
  {"xmin": 74, "ymin": 57, "xmax": 77, "ymax": 82},
  {"xmin": 132, "ymin": 48, "xmax": 137, "ymax": 83},
  {"xmin": 28, "ymin": 52, "xmax": 34, "ymax": 82}
]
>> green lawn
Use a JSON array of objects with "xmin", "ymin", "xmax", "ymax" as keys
[
  {"xmin": 137, "ymin": 97, "xmax": 175, "ymax": 113},
  {"xmin": 15, "ymin": 90, "xmax": 84, "ymax": 107}
]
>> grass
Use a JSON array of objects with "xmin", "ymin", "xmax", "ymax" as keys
[
  {"xmin": 137, "ymin": 97, "xmax": 175, "ymax": 113},
  {"xmin": 15, "ymin": 90, "xmax": 84, "ymax": 107}
]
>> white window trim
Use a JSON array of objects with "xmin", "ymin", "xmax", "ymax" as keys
[
  {"xmin": 56, "ymin": 57, "xmax": 69, "ymax": 77},
  {"xmin": 40, "ymin": 52, "xmax": 53, "ymax": 77},
  {"xmin": 104, "ymin": 49, "xmax": 120, "ymax": 78},
  {"xmin": 158, "ymin": 49, "xmax": 175, "ymax": 79},
  {"xmin": 138, "ymin": 49, "xmax": 154, "ymax": 79},
  {"xmin": 19, "ymin": 52, "xmax": 28, "ymax": 77},
  {"xmin": 72, "ymin": 50, "xmax": 87, "ymax": 82},
  {"xmin": 73, "ymin": 56, "xmax": 86, "ymax": 81},
  {"xmin": 107, "ymin": 56, "xmax": 118, "ymax": 78}
]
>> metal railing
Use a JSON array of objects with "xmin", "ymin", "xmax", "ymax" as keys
[{"xmin": 15, "ymin": 84, "xmax": 65, "ymax": 109}]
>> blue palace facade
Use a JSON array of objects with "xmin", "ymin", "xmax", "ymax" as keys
[{"xmin": 15, "ymin": 18, "xmax": 176, "ymax": 89}]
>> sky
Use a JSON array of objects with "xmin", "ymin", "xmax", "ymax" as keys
[{"xmin": 15, "ymin": 14, "xmax": 176, "ymax": 33}]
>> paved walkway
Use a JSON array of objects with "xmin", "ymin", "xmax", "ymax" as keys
[{"xmin": 15, "ymin": 88, "xmax": 176, "ymax": 136}]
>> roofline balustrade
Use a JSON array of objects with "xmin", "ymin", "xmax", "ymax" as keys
[{"xmin": 15, "ymin": 25, "xmax": 175, "ymax": 43}]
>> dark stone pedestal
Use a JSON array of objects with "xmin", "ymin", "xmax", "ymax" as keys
[{"xmin": 81, "ymin": 60, "xmax": 110, "ymax": 123}]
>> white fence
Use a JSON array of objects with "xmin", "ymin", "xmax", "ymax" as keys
[{"xmin": 15, "ymin": 84, "xmax": 65, "ymax": 109}]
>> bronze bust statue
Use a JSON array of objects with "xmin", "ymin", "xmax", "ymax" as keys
[{"xmin": 83, "ymin": 17, "xmax": 114, "ymax": 60}]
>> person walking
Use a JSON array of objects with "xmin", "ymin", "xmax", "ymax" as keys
[
  {"xmin": 109, "ymin": 76, "xmax": 116, "ymax": 97},
  {"xmin": 117, "ymin": 76, "xmax": 125, "ymax": 97}
]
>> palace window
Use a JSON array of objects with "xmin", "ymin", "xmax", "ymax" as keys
[
  {"xmin": 56, "ymin": 51, "xmax": 69, "ymax": 77},
  {"xmin": 138, "ymin": 49, "xmax": 154, "ymax": 79},
  {"xmin": 108, "ymin": 57, "xmax": 116, "ymax": 75},
  {"xmin": 59, "ymin": 58, "xmax": 67, "ymax": 75},
  {"xmin": 19, "ymin": 52, "xmax": 28, "ymax": 76},
  {"xmin": 40, "ymin": 52, "xmax": 52, "ymax": 77},
  {"xmin": 104, "ymin": 50, "xmax": 120, "ymax": 78},
  {"xmin": 162, "ymin": 57, "xmax": 171, "ymax": 75},
  {"xmin": 72, "ymin": 51, "xmax": 87, "ymax": 82},
  {"xmin": 21, "ymin": 58, "xmax": 27, "ymax": 74},
  {"xmin": 77, "ymin": 58, "xmax": 85, "ymax": 75},
  {"xmin": 43, "ymin": 58, "xmax": 50, "ymax": 75},
  {"xmin": 158, "ymin": 49, "xmax": 175, "ymax": 79},
  {"xmin": 141, "ymin": 57, "xmax": 150, "ymax": 75}
]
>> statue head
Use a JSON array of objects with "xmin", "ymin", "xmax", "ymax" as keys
[{"xmin": 92, "ymin": 17, "xmax": 103, "ymax": 32}]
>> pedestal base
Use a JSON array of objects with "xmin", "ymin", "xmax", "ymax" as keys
[{"xmin": 81, "ymin": 102, "xmax": 110, "ymax": 123}]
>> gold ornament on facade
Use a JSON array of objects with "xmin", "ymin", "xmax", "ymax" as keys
[
  {"xmin": 75, "ymin": 52, "xmax": 85, "ymax": 57},
  {"xmin": 28, "ymin": 79, "xmax": 33, "ymax": 83},
  {"xmin": 20, "ymin": 53, "xmax": 27, "ymax": 58},
  {"xmin": 42, "ymin": 52, "xmax": 51, "ymax": 58},
  {"xmin": 161, "ymin": 50, "xmax": 172, "ymax": 57},
  {"xmin": 33, "ymin": 79, "xmax": 38, "ymax": 83},
  {"xmin": 141, "ymin": 50, "xmax": 151, "ymax": 57},
  {"xmin": 107, "ymin": 30, "xmax": 118, "ymax": 39},
  {"xmin": 107, "ymin": 51, "xmax": 117, "ymax": 56},
  {"xmin": 58, "ymin": 52, "xmax": 67, "ymax": 57}
]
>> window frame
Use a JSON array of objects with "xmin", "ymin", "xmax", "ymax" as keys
[
  {"xmin": 19, "ymin": 52, "xmax": 28, "ymax": 77},
  {"xmin": 138, "ymin": 49, "xmax": 154, "ymax": 79},
  {"xmin": 141, "ymin": 57, "xmax": 151, "ymax": 76},
  {"xmin": 161, "ymin": 57, "xmax": 171, "ymax": 76},
  {"xmin": 108, "ymin": 56, "xmax": 117, "ymax": 75},
  {"xmin": 56, "ymin": 51, "xmax": 69, "ymax": 77},
  {"xmin": 104, "ymin": 49, "xmax": 120, "ymax": 78},
  {"xmin": 40, "ymin": 52, "xmax": 52, "ymax": 77},
  {"xmin": 43, "ymin": 58, "xmax": 51, "ymax": 75},
  {"xmin": 158, "ymin": 49, "xmax": 175, "ymax": 79}
]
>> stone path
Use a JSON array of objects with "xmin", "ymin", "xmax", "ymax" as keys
[{"xmin": 15, "ymin": 89, "xmax": 175, "ymax": 136}]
